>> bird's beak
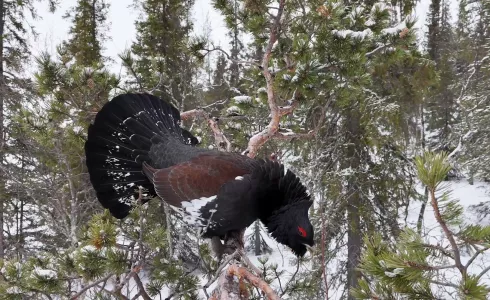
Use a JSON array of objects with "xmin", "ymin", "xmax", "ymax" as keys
[{"xmin": 303, "ymin": 243, "xmax": 315, "ymax": 256}]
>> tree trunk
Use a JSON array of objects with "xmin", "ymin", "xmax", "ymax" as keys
[
  {"xmin": 229, "ymin": 0, "xmax": 239, "ymax": 87},
  {"xmin": 345, "ymin": 105, "xmax": 361, "ymax": 299},
  {"xmin": 0, "ymin": 0, "xmax": 6, "ymax": 259},
  {"xmin": 254, "ymin": 221, "xmax": 261, "ymax": 256}
]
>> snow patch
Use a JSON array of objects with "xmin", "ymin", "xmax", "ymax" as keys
[
  {"xmin": 233, "ymin": 96, "xmax": 252, "ymax": 104},
  {"xmin": 332, "ymin": 29, "xmax": 373, "ymax": 41},
  {"xmin": 33, "ymin": 268, "xmax": 57, "ymax": 280}
]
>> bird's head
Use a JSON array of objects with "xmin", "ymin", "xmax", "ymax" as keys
[
  {"xmin": 264, "ymin": 200, "xmax": 314, "ymax": 256},
  {"xmin": 253, "ymin": 161, "xmax": 315, "ymax": 257}
]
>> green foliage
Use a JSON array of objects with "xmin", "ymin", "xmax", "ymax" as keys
[
  {"xmin": 357, "ymin": 151, "xmax": 490, "ymax": 299},
  {"xmin": 63, "ymin": 0, "xmax": 110, "ymax": 66},
  {"xmin": 415, "ymin": 151, "xmax": 452, "ymax": 190},
  {"xmin": 126, "ymin": 0, "xmax": 200, "ymax": 110},
  {"xmin": 459, "ymin": 275, "xmax": 490, "ymax": 299}
]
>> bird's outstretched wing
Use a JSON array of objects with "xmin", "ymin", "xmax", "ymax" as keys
[{"xmin": 142, "ymin": 152, "xmax": 256, "ymax": 207}]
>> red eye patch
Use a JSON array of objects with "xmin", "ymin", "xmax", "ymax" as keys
[{"xmin": 298, "ymin": 226, "xmax": 307, "ymax": 237}]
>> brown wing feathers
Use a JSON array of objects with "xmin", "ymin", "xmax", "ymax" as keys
[{"xmin": 143, "ymin": 154, "xmax": 250, "ymax": 207}]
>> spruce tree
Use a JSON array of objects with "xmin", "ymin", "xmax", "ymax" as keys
[
  {"xmin": 125, "ymin": 0, "xmax": 198, "ymax": 111},
  {"xmin": 63, "ymin": 0, "xmax": 110, "ymax": 66},
  {"xmin": 0, "ymin": 0, "xmax": 57, "ymax": 259}
]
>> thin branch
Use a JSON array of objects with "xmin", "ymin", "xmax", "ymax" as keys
[
  {"xmin": 180, "ymin": 106, "xmax": 232, "ymax": 152},
  {"xmin": 280, "ymin": 260, "xmax": 300, "ymax": 297},
  {"xmin": 70, "ymin": 274, "xmax": 113, "ymax": 300},
  {"xmin": 429, "ymin": 280, "xmax": 459, "ymax": 289},
  {"xmin": 429, "ymin": 189, "xmax": 465, "ymax": 275},
  {"xmin": 465, "ymin": 246, "xmax": 490, "ymax": 269},
  {"xmin": 133, "ymin": 272, "xmax": 152, "ymax": 300},
  {"xmin": 366, "ymin": 43, "xmax": 392, "ymax": 57},
  {"xmin": 227, "ymin": 264, "xmax": 282, "ymax": 300},
  {"xmin": 201, "ymin": 46, "xmax": 260, "ymax": 67},
  {"xmin": 477, "ymin": 265, "xmax": 490, "ymax": 281},
  {"xmin": 208, "ymin": 117, "xmax": 232, "ymax": 152},
  {"xmin": 404, "ymin": 261, "xmax": 456, "ymax": 271},
  {"xmin": 180, "ymin": 108, "xmax": 207, "ymax": 121},
  {"xmin": 420, "ymin": 243, "xmax": 454, "ymax": 259}
]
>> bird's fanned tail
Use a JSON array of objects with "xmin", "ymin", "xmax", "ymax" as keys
[{"xmin": 84, "ymin": 93, "xmax": 199, "ymax": 219}]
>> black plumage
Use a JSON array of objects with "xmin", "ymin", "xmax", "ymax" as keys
[{"xmin": 85, "ymin": 93, "xmax": 314, "ymax": 257}]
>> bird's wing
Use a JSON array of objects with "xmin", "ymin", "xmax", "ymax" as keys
[
  {"xmin": 142, "ymin": 153, "xmax": 254, "ymax": 207},
  {"xmin": 199, "ymin": 173, "xmax": 259, "ymax": 236}
]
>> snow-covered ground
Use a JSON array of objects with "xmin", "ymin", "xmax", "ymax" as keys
[{"xmin": 406, "ymin": 180, "xmax": 490, "ymax": 298}]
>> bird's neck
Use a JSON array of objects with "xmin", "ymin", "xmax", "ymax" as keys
[{"xmin": 248, "ymin": 160, "xmax": 309, "ymax": 223}]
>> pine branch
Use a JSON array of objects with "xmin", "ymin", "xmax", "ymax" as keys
[
  {"xmin": 70, "ymin": 274, "xmax": 114, "ymax": 300},
  {"xmin": 133, "ymin": 272, "xmax": 151, "ymax": 300},
  {"xmin": 429, "ymin": 188, "xmax": 465, "ymax": 275},
  {"xmin": 245, "ymin": 0, "xmax": 289, "ymax": 158},
  {"xmin": 428, "ymin": 280, "xmax": 459, "ymax": 289},
  {"xmin": 420, "ymin": 243, "xmax": 454, "ymax": 259},
  {"xmin": 465, "ymin": 246, "xmax": 490, "ymax": 269}
]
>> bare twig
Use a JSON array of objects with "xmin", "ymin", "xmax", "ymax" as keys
[
  {"xmin": 201, "ymin": 46, "xmax": 260, "ymax": 67},
  {"xmin": 70, "ymin": 274, "xmax": 113, "ymax": 300},
  {"xmin": 279, "ymin": 260, "xmax": 300, "ymax": 297},
  {"xmin": 429, "ymin": 280, "xmax": 460, "ymax": 289},
  {"xmin": 465, "ymin": 246, "xmax": 489, "ymax": 268},
  {"xmin": 181, "ymin": 104, "xmax": 232, "ymax": 152},
  {"xmin": 477, "ymin": 265, "xmax": 490, "ymax": 280}
]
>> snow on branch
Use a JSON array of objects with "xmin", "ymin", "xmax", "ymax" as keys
[{"xmin": 244, "ymin": 0, "xmax": 323, "ymax": 159}]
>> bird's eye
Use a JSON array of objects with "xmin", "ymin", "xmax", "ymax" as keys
[{"xmin": 297, "ymin": 226, "xmax": 307, "ymax": 237}]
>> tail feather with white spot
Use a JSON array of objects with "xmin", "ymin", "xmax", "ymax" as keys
[{"xmin": 84, "ymin": 93, "xmax": 199, "ymax": 219}]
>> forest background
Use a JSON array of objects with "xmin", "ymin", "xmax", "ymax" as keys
[{"xmin": 0, "ymin": 0, "xmax": 490, "ymax": 299}]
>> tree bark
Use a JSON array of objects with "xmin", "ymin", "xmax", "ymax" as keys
[
  {"xmin": 0, "ymin": 0, "xmax": 6, "ymax": 259},
  {"xmin": 254, "ymin": 220, "xmax": 261, "ymax": 256},
  {"xmin": 345, "ymin": 105, "xmax": 361, "ymax": 299}
]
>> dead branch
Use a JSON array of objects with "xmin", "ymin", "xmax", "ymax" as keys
[
  {"xmin": 180, "ymin": 108, "xmax": 207, "ymax": 121},
  {"xmin": 245, "ymin": 0, "xmax": 287, "ymax": 158},
  {"xmin": 180, "ymin": 107, "xmax": 231, "ymax": 152}
]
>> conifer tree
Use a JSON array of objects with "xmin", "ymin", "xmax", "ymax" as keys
[
  {"xmin": 63, "ymin": 0, "xmax": 109, "ymax": 66},
  {"xmin": 0, "ymin": 0, "xmax": 57, "ymax": 259},
  {"xmin": 425, "ymin": 0, "xmax": 458, "ymax": 150},
  {"xmin": 354, "ymin": 152, "xmax": 490, "ymax": 299},
  {"xmin": 211, "ymin": 1, "xmax": 435, "ymax": 298},
  {"xmin": 125, "ymin": 0, "xmax": 199, "ymax": 111}
]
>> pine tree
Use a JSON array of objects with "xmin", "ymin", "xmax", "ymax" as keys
[
  {"xmin": 63, "ymin": 0, "xmax": 110, "ymax": 66},
  {"xmin": 125, "ymin": 0, "xmax": 198, "ymax": 111},
  {"xmin": 424, "ymin": 0, "xmax": 458, "ymax": 150},
  {"xmin": 354, "ymin": 152, "xmax": 490, "ymax": 299},
  {"xmin": 0, "ymin": 0, "xmax": 57, "ymax": 259},
  {"xmin": 211, "ymin": 1, "xmax": 435, "ymax": 298}
]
